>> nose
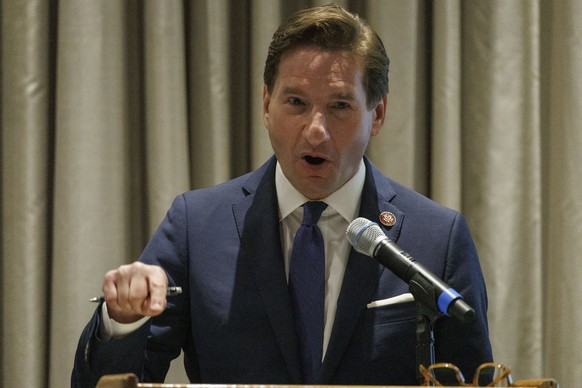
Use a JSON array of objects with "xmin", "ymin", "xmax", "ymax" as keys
[{"xmin": 304, "ymin": 111, "xmax": 330, "ymax": 146}]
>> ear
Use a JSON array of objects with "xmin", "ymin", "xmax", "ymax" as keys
[
  {"xmin": 263, "ymin": 85, "xmax": 271, "ymax": 128},
  {"xmin": 371, "ymin": 95, "xmax": 388, "ymax": 137}
]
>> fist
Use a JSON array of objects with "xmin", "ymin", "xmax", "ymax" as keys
[{"xmin": 102, "ymin": 262, "xmax": 169, "ymax": 323}]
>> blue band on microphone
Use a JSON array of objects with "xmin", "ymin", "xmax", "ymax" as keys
[
  {"xmin": 352, "ymin": 221, "xmax": 377, "ymax": 246},
  {"xmin": 438, "ymin": 288, "xmax": 462, "ymax": 315}
]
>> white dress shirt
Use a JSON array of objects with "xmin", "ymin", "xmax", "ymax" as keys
[
  {"xmin": 275, "ymin": 160, "xmax": 365, "ymax": 358},
  {"xmin": 101, "ymin": 159, "xmax": 366, "ymax": 352}
]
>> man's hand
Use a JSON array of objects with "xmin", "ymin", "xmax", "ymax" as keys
[{"xmin": 102, "ymin": 262, "xmax": 169, "ymax": 324}]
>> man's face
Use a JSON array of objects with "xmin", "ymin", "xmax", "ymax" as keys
[{"xmin": 263, "ymin": 46, "xmax": 387, "ymax": 200}]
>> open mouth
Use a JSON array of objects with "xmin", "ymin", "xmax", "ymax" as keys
[{"xmin": 304, "ymin": 155, "xmax": 326, "ymax": 165}]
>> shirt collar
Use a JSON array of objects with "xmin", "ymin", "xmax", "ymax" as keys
[{"xmin": 275, "ymin": 159, "xmax": 366, "ymax": 223}]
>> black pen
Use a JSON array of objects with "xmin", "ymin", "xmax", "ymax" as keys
[{"xmin": 89, "ymin": 286, "xmax": 183, "ymax": 303}]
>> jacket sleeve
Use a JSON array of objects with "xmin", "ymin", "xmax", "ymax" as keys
[
  {"xmin": 71, "ymin": 304, "xmax": 151, "ymax": 388},
  {"xmin": 433, "ymin": 213, "xmax": 493, "ymax": 380},
  {"xmin": 71, "ymin": 194, "xmax": 192, "ymax": 387}
]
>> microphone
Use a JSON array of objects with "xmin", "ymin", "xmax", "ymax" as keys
[{"xmin": 346, "ymin": 217, "xmax": 475, "ymax": 324}]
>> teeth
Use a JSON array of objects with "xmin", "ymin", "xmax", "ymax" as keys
[{"xmin": 305, "ymin": 156, "xmax": 325, "ymax": 165}]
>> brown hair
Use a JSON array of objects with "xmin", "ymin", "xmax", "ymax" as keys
[{"xmin": 263, "ymin": 4, "xmax": 389, "ymax": 109}]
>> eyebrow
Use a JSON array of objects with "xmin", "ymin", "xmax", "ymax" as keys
[
  {"xmin": 281, "ymin": 86, "xmax": 356, "ymax": 101},
  {"xmin": 331, "ymin": 92, "xmax": 357, "ymax": 101},
  {"xmin": 281, "ymin": 86, "xmax": 305, "ymax": 96}
]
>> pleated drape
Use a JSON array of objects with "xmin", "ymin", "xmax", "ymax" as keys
[
  {"xmin": 367, "ymin": 0, "xmax": 430, "ymax": 194},
  {"xmin": 2, "ymin": 1, "xmax": 582, "ymax": 387},
  {"xmin": 143, "ymin": 0, "xmax": 191, "ymax": 229},
  {"xmin": 1, "ymin": 1, "xmax": 52, "ymax": 386},
  {"xmin": 51, "ymin": 2, "xmax": 143, "ymax": 385},
  {"xmin": 461, "ymin": 1, "xmax": 544, "ymax": 379},
  {"xmin": 543, "ymin": 1, "xmax": 582, "ymax": 384}
]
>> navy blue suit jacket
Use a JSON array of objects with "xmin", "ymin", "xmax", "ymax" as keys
[{"xmin": 72, "ymin": 156, "xmax": 492, "ymax": 387}]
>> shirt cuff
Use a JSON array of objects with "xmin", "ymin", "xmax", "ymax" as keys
[{"xmin": 99, "ymin": 302, "xmax": 150, "ymax": 341}]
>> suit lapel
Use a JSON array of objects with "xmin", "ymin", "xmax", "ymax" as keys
[
  {"xmin": 321, "ymin": 158, "xmax": 405, "ymax": 382},
  {"xmin": 230, "ymin": 157, "xmax": 405, "ymax": 383},
  {"xmin": 232, "ymin": 158, "xmax": 302, "ymax": 383}
]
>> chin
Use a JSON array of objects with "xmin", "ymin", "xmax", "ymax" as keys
[{"xmin": 302, "ymin": 181, "xmax": 334, "ymax": 200}]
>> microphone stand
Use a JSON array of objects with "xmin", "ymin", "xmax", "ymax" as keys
[{"xmin": 408, "ymin": 272, "xmax": 444, "ymax": 385}]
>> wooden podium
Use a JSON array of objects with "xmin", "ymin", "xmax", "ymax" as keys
[{"xmin": 95, "ymin": 373, "xmax": 559, "ymax": 388}]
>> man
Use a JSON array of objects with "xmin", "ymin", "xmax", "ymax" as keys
[{"xmin": 72, "ymin": 5, "xmax": 492, "ymax": 387}]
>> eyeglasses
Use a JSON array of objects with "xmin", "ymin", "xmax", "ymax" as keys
[{"xmin": 419, "ymin": 362, "xmax": 513, "ymax": 386}]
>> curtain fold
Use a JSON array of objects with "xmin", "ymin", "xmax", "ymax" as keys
[
  {"xmin": 366, "ymin": 0, "xmax": 429, "ymax": 194},
  {"xmin": 50, "ymin": 1, "xmax": 143, "ymax": 386},
  {"xmin": 1, "ymin": 1, "xmax": 52, "ymax": 386},
  {"xmin": 143, "ymin": 0, "xmax": 191, "ymax": 230},
  {"xmin": 2, "ymin": 1, "xmax": 581, "ymax": 386},
  {"xmin": 431, "ymin": 0, "xmax": 462, "ymax": 210},
  {"xmin": 544, "ymin": 1, "xmax": 582, "ymax": 384},
  {"xmin": 461, "ymin": 1, "xmax": 544, "ymax": 379},
  {"xmin": 250, "ymin": 0, "xmax": 282, "ymax": 169},
  {"xmin": 187, "ymin": 0, "xmax": 232, "ymax": 187}
]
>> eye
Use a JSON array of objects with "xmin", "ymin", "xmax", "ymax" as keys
[
  {"xmin": 287, "ymin": 97, "xmax": 304, "ymax": 105},
  {"xmin": 333, "ymin": 101, "xmax": 351, "ymax": 110}
]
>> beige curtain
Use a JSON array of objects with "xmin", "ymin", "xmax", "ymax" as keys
[{"xmin": 2, "ymin": 0, "xmax": 581, "ymax": 386}]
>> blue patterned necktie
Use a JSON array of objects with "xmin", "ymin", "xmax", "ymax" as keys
[{"xmin": 289, "ymin": 201, "xmax": 328, "ymax": 384}]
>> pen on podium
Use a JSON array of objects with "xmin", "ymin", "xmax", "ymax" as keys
[{"xmin": 89, "ymin": 286, "xmax": 183, "ymax": 303}]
